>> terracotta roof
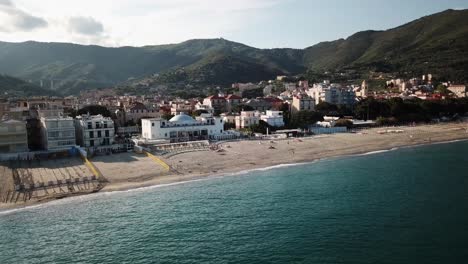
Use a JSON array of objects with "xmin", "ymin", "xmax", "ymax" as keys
[
  {"xmin": 206, "ymin": 95, "xmax": 226, "ymax": 100},
  {"xmin": 226, "ymin": 94, "xmax": 242, "ymax": 100}
]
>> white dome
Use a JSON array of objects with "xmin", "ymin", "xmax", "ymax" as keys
[{"xmin": 169, "ymin": 113, "xmax": 197, "ymax": 124}]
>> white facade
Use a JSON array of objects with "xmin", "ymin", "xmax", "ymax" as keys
[
  {"xmin": 308, "ymin": 84, "xmax": 356, "ymax": 107},
  {"xmin": 141, "ymin": 113, "xmax": 224, "ymax": 143},
  {"xmin": 235, "ymin": 111, "xmax": 261, "ymax": 129},
  {"xmin": 260, "ymin": 111, "xmax": 285, "ymax": 127},
  {"xmin": 75, "ymin": 115, "xmax": 115, "ymax": 148},
  {"xmin": 40, "ymin": 117, "xmax": 76, "ymax": 150}
]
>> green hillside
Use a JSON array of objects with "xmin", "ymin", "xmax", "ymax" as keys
[
  {"xmin": 0, "ymin": 74, "xmax": 55, "ymax": 97},
  {"xmin": 0, "ymin": 9, "xmax": 466, "ymax": 95}
]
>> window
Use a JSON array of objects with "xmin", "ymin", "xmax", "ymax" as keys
[
  {"xmin": 152, "ymin": 123, "xmax": 154, "ymax": 127},
  {"xmin": 105, "ymin": 130, "xmax": 109, "ymax": 137},
  {"xmin": 97, "ymin": 131, "xmax": 102, "ymax": 138},
  {"xmin": 104, "ymin": 122, "xmax": 108, "ymax": 128},
  {"xmin": 90, "ymin": 140, "xmax": 94, "ymax": 147},
  {"xmin": 87, "ymin": 122, "xmax": 92, "ymax": 129},
  {"xmin": 89, "ymin": 131, "xmax": 94, "ymax": 138}
]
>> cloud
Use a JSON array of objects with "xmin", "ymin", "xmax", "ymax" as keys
[
  {"xmin": 0, "ymin": 0, "xmax": 12, "ymax": 6},
  {"xmin": 0, "ymin": 0, "xmax": 47, "ymax": 32},
  {"xmin": 67, "ymin": 16, "xmax": 104, "ymax": 36}
]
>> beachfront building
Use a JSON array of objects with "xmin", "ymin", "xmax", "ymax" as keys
[
  {"xmin": 141, "ymin": 113, "xmax": 224, "ymax": 143},
  {"xmin": 40, "ymin": 117, "xmax": 76, "ymax": 151},
  {"xmin": 75, "ymin": 114, "xmax": 115, "ymax": 148},
  {"xmin": 260, "ymin": 111, "xmax": 285, "ymax": 127},
  {"xmin": 235, "ymin": 111, "xmax": 261, "ymax": 129},
  {"xmin": 291, "ymin": 95, "xmax": 315, "ymax": 113},
  {"xmin": 0, "ymin": 119, "xmax": 28, "ymax": 153}
]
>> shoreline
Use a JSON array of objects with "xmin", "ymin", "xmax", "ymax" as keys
[{"xmin": 1, "ymin": 122, "xmax": 468, "ymax": 212}]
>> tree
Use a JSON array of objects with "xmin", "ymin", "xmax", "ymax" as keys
[
  {"xmin": 224, "ymin": 122, "xmax": 236, "ymax": 130},
  {"xmin": 435, "ymin": 84, "xmax": 449, "ymax": 95},
  {"xmin": 335, "ymin": 119, "xmax": 353, "ymax": 129},
  {"xmin": 77, "ymin": 105, "xmax": 111, "ymax": 117},
  {"xmin": 250, "ymin": 120, "xmax": 271, "ymax": 134},
  {"xmin": 162, "ymin": 113, "xmax": 174, "ymax": 120},
  {"xmin": 232, "ymin": 104, "xmax": 254, "ymax": 113},
  {"xmin": 315, "ymin": 102, "xmax": 338, "ymax": 115},
  {"xmin": 289, "ymin": 110, "xmax": 323, "ymax": 129}
]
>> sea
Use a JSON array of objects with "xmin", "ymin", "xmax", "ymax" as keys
[{"xmin": 1, "ymin": 140, "xmax": 468, "ymax": 264}]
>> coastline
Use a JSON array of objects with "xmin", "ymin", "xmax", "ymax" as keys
[{"xmin": 1, "ymin": 122, "xmax": 468, "ymax": 212}]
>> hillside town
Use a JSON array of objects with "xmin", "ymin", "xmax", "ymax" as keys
[
  {"xmin": 1, "ymin": 74, "xmax": 467, "ymax": 156},
  {"xmin": 0, "ymin": 74, "xmax": 467, "ymax": 206}
]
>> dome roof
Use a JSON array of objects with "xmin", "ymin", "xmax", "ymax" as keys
[{"xmin": 169, "ymin": 113, "xmax": 197, "ymax": 124}]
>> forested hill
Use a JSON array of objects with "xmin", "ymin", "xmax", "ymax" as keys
[{"xmin": 0, "ymin": 9, "xmax": 466, "ymax": 95}]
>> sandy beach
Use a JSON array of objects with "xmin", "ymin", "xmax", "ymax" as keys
[
  {"xmin": 100, "ymin": 122, "xmax": 468, "ymax": 192},
  {"xmin": 2, "ymin": 122, "xmax": 468, "ymax": 210}
]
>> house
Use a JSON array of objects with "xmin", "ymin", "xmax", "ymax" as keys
[
  {"xmin": 40, "ymin": 117, "xmax": 76, "ymax": 151},
  {"xmin": 141, "ymin": 113, "xmax": 224, "ymax": 143},
  {"xmin": 291, "ymin": 95, "xmax": 315, "ymax": 113},
  {"xmin": 114, "ymin": 102, "xmax": 160, "ymax": 126},
  {"xmin": 203, "ymin": 95, "xmax": 227, "ymax": 113},
  {"xmin": 448, "ymin": 85, "xmax": 466, "ymax": 98},
  {"xmin": 225, "ymin": 94, "xmax": 242, "ymax": 112},
  {"xmin": 75, "ymin": 114, "xmax": 115, "ymax": 148},
  {"xmin": 235, "ymin": 111, "xmax": 261, "ymax": 129},
  {"xmin": 0, "ymin": 119, "xmax": 28, "ymax": 153},
  {"xmin": 260, "ymin": 111, "xmax": 285, "ymax": 127},
  {"xmin": 244, "ymin": 98, "xmax": 272, "ymax": 112}
]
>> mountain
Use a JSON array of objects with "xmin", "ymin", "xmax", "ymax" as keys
[
  {"xmin": 302, "ymin": 9, "xmax": 468, "ymax": 80},
  {"xmin": 0, "ymin": 9, "xmax": 466, "ymax": 95},
  {"xmin": 0, "ymin": 74, "xmax": 55, "ymax": 97}
]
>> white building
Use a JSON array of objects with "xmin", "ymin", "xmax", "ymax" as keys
[
  {"xmin": 235, "ymin": 111, "xmax": 261, "ymax": 129},
  {"xmin": 308, "ymin": 83, "xmax": 356, "ymax": 107},
  {"xmin": 75, "ymin": 114, "xmax": 115, "ymax": 148},
  {"xmin": 40, "ymin": 117, "xmax": 76, "ymax": 151},
  {"xmin": 260, "ymin": 111, "xmax": 285, "ymax": 127},
  {"xmin": 141, "ymin": 113, "xmax": 224, "ymax": 143}
]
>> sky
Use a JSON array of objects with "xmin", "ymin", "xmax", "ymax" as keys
[{"xmin": 0, "ymin": 0, "xmax": 467, "ymax": 49}]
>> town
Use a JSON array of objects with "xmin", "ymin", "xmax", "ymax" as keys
[{"xmin": 0, "ymin": 73, "xmax": 467, "ymax": 205}]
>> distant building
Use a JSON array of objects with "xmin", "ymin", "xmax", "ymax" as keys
[
  {"xmin": 203, "ymin": 95, "xmax": 227, "ymax": 113},
  {"xmin": 115, "ymin": 102, "xmax": 160, "ymax": 127},
  {"xmin": 141, "ymin": 113, "xmax": 224, "ymax": 143},
  {"xmin": 40, "ymin": 117, "xmax": 76, "ymax": 151},
  {"xmin": 225, "ymin": 94, "xmax": 242, "ymax": 113},
  {"xmin": 244, "ymin": 98, "xmax": 272, "ymax": 112},
  {"xmin": 308, "ymin": 84, "xmax": 355, "ymax": 107},
  {"xmin": 291, "ymin": 95, "xmax": 315, "ymax": 113},
  {"xmin": 75, "ymin": 114, "xmax": 115, "ymax": 148},
  {"xmin": 235, "ymin": 111, "xmax": 261, "ymax": 129},
  {"xmin": 260, "ymin": 111, "xmax": 285, "ymax": 127},
  {"xmin": 0, "ymin": 119, "xmax": 28, "ymax": 153},
  {"xmin": 448, "ymin": 85, "xmax": 466, "ymax": 98}
]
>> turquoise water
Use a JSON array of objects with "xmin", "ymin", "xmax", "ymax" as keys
[{"xmin": 1, "ymin": 141, "xmax": 468, "ymax": 264}]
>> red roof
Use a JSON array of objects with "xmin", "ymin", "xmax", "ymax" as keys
[
  {"xmin": 226, "ymin": 94, "xmax": 242, "ymax": 100},
  {"xmin": 206, "ymin": 95, "xmax": 226, "ymax": 100}
]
